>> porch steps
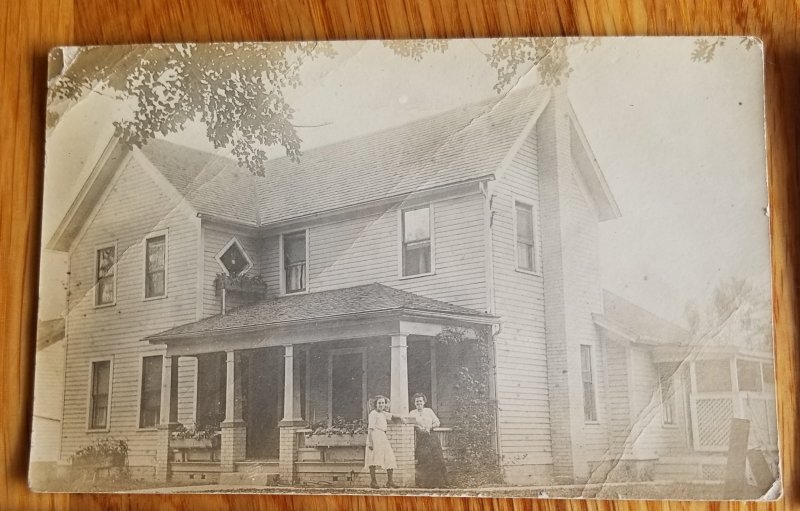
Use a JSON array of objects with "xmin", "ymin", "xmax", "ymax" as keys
[{"xmin": 220, "ymin": 461, "xmax": 279, "ymax": 486}]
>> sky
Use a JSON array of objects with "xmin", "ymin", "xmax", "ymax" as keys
[{"xmin": 40, "ymin": 38, "xmax": 770, "ymax": 325}]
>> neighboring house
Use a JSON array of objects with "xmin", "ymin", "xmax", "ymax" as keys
[{"xmin": 43, "ymin": 86, "xmax": 776, "ymax": 488}]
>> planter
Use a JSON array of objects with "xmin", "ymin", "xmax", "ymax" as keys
[
  {"xmin": 304, "ymin": 433, "xmax": 367, "ymax": 448},
  {"xmin": 214, "ymin": 274, "xmax": 268, "ymax": 296},
  {"xmin": 171, "ymin": 437, "xmax": 219, "ymax": 449},
  {"xmin": 72, "ymin": 453, "xmax": 126, "ymax": 468}
]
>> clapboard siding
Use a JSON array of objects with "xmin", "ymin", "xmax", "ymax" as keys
[
  {"xmin": 490, "ymin": 128, "xmax": 553, "ymax": 470},
  {"xmin": 201, "ymin": 225, "xmax": 263, "ymax": 317},
  {"xmin": 562, "ymin": 169, "xmax": 609, "ymax": 467},
  {"xmin": 31, "ymin": 340, "xmax": 66, "ymax": 462},
  {"xmin": 61, "ymin": 155, "xmax": 199, "ymax": 465},
  {"xmin": 627, "ymin": 348, "xmax": 692, "ymax": 456},
  {"xmin": 257, "ymin": 193, "xmax": 489, "ymax": 311}
]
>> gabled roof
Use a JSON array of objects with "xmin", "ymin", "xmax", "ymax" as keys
[
  {"xmin": 147, "ymin": 283, "xmax": 495, "ymax": 341},
  {"xmin": 49, "ymin": 85, "xmax": 619, "ymax": 249},
  {"xmin": 594, "ymin": 290, "xmax": 688, "ymax": 345}
]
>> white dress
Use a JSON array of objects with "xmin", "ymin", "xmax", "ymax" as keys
[
  {"xmin": 364, "ymin": 410, "xmax": 397, "ymax": 469},
  {"xmin": 409, "ymin": 407, "xmax": 440, "ymax": 432}
]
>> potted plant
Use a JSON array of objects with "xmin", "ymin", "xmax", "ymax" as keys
[
  {"xmin": 71, "ymin": 438, "xmax": 128, "ymax": 468},
  {"xmin": 304, "ymin": 417, "xmax": 368, "ymax": 447}
]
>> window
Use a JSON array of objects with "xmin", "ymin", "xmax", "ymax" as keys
[
  {"xmin": 401, "ymin": 206, "xmax": 432, "ymax": 276},
  {"xmin": 89, "ymin": 360, "xmax": 111, "ymax": 429},
  {"xmin": 658, "ymin": 368, "xmax": 676, "ymax": 425},
  {"xmin": 282, "ymin": 231, "xmax": 307, "ymax": 293},
  {"xmin": 515, "ymin": 202, "xmax": 536, "ymax": 272},
  {"xmin": 737, "ymin": 359, "xmax": 762, "ymax": 392},
  {"xmin": 762, "ymin": 362, "xmax": 775, "ymax": 388},
  {"xmin": 145, "ymin": 235, "xmax": 166, "ymax": 298},
  {"xmin": 139, "ymin": 356, "xmax": 163, "ymax": 428},
  {"xmin": 95, "ymin": 245, "xmax": 116, "ymax": 306},
  {"xmin": 216, "ymin": 237, "xmax": 252, "ymax": 277},
  {"xmin": 580, "ymin": 345, "xmax": 597, "ymax": 422},
  {"xmin": 694, "ymin": 360, "xmax": 732, "ymax": 392}
]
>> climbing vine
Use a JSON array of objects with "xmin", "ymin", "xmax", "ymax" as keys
[{"xmin": 434, "ymin": 326, "xmax": 502, "ymax": 486}]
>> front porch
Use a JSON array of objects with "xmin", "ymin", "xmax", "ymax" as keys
[{"xmin": 146, "ymin": 283, "xmax": 495, "ymax": 487}]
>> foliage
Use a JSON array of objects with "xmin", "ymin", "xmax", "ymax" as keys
[
  {"xmin": 71, "ymin": 437, "xmax": 128, "ymax": 466},
  {"xmin": 434, "ymin": 326, "xmax": 503, "ymax": 486},
  {"xmin": 488, "ymin": 37, "xmax": 600, "ymax": 92},
  {"xmin": 684, "ymin": 276, "xmax": 772, "ymax": 352},
  {"xmin": 691, "ymin": 37, "xmax": 758, "ymax": 63},
  {"xmin": 308, "ymin": 416, "xmax": 368, "ymax": 437},
  {"xmin": 48, "ymin": 43, "xmax": 335, "ymax": 175},
  {"xmin": 170, "ymin": 423, "xmax": 221, "ymax": 441},
  {"xmin": 214, "ymin": 272, "xmax": 268, "ymax": 295},
  {"xmin": 382, "ymin": 40, "xmax": 449, "ymax": 61}
]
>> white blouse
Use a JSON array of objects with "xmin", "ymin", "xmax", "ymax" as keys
[{"xmin": 410, "ymin": 407, "xmax": 440, "ymax": 432}]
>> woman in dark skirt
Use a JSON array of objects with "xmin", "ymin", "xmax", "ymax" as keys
[{"xmin": 409, "ymin": 392, "xmax": 448, "ymax": 488}]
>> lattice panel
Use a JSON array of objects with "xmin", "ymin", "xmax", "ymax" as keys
[
  {"xmin": 696, "ymin": 397, "xmax": 734, "ymax": 448},
  {"xmin": 702, "ymin": 464, "xmax": 725, "ymax": 481}
]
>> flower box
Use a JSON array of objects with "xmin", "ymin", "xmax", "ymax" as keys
[
  {"xmin": 171, "ymin": 437, "xmax": 218, "ymax": 450},
  {"xmin": 72, "ymin": 452, "xmax": 126, "ymax": 468},
  {"xmin": 214, "ymin": 274, "xmax": 268, "ymax": 296},
  {"xmin": 304, "ymin": 433, "xmax": 368, "ymax": 448}
]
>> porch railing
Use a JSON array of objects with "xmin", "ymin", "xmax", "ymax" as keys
[{"xmin": 433, "ymin": 427, "xmax": 452, "ymax": 460}]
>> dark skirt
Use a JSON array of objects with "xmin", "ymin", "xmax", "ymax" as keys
[{"xmin": 415, "ymin": 430, "xmax": 448, "ymax": 488}]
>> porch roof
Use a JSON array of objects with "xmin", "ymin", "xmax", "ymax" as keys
[{"xmin": 147, "ymin": 283, "xmax": 496, "ymax": 342}]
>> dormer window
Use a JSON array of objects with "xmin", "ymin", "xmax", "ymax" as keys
[
  {"xmin": 282, "ymin": 230, "xmax": 308, "ymax": 294},
  {"xmin": 215, "ymin": 237, "xmax": 253, "ymax": 277}
]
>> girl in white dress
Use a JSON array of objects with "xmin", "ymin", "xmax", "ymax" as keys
[{"xmin": 365, "ymin": 395, "xmax": 398, "ymax": 488}]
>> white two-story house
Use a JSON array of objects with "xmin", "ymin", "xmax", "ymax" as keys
[{"xmin": 40, "ymin": 86, "xmax": 777, "ymax": 489}]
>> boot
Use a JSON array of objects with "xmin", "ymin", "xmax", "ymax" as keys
[
  {"xmin": 369, "ymin": 466, "xmax": 379, "ymax": 489},
  {"xmin": 386, "ymin": 468, "xmax": 397, "ymax": 488}
]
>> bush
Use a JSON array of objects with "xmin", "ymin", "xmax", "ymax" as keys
[{"xmin": 71, "ymin": 438, "xmax": 128, "ymax": 468}]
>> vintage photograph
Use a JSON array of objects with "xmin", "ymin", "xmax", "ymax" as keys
[{"xmin": 30, "ymin": 38, "xmax": 778, "ymax": 499}]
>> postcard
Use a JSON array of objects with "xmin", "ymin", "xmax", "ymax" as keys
[{"xmin": 30, "ymin": 37, "xmax": 778, "ymax": 499}]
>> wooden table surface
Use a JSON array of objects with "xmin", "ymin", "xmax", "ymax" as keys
[{"xmin": 1, "ymin": 1, "xmax": 797, "ymax": 510}]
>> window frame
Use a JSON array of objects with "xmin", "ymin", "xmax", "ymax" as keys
[
  {"xmin": 214, "ymin": 236, "xmax": 253, "ymax": 277},
  {"xmin": 658, "ymin": 368, "xmax": 678, "ymax": 427},
  {"xmin": 279, "ymin": 228, "xmax": 310, "ymax": 295},
  {"xmin": 513, "ymin": 197, "xmax": 540, "ymax": 275},
  {"xmin": 86, "ymin": 357, "xmax": 114, "ymax": 432},
  {"xmin": 136, "ymin": 354, "xmax": 163, "ymax": 430},
  {"xmin": 93, "ymin": 242, "xmax": 118, "ymax": 308},
  {"xmin": 580, "ymin": 344, "xmax": 599, "ymax": 423},
  {"xmin": 398, "ymin": 204, "xmax": 435, "ymax": 279},
  {"xmin": 143, "ymin": 230, "xmax": 168, "ymax": 300}
]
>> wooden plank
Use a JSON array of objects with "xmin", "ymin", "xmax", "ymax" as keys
[{"xmin": 2, "ymin": 1, "xmax": 797, "ymax": 510}]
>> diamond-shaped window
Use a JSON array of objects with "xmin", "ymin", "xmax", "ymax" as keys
[{"xmin": 215, "ymin": 238, "xmax": 252, "ymax": 277}]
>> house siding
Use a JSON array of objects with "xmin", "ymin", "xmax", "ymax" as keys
[
  {"xmin": 201, "ymin": 225, "xmax": 263, "ymax": 316},
  {"xmin": 260, "ymin": 193, "xmax": 487, "ymax": 312},
  {"xmin": 490, "ymin": 127, "xmax": 554, "ymax": 480},
  {"xmin": 31, "ymin": 340, "xmax": 66, "ymax": 462},
  {"xmin": 60, "ymin": 155, "xmax": 199, "ymax": 468}
]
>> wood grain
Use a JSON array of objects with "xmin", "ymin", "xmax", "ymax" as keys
[{"xmin": 1, "ymin": 1, "xmax": 797, "ymax": 510}]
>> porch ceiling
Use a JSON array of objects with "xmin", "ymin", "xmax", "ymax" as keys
[{"xmin": 146, "ymin": 283, "xmax": 496, "ymax": 354}]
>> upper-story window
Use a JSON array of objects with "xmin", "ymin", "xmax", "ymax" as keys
[
  {"xmin": 282, "ymin": 230, "xmax": 307, "ymax": 294},
  {"xmin": 515, "ymin": 201, "xmax": 537, "ymax": 272},
  {"xmin": 145, "ymin": 234, "xmax": 167, "ymax": 299},
  {"xmin": 95, "ymin": 245, "xmax": 116, "ymax": 306},
  {"xmin": 401, "ymin": 205, "xmax": 433, "ymax": 277},
  {"xmin": 215, "ymin": 237, "xmax": 253, "ymax": 277}
]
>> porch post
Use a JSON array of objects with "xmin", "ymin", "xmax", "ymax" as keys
[
  {"xmin": 220, "ymin": 350, "xmax": 246, "ymax": 473},
  {"xmin": 155, "ymin": 355, "xmax": 178, "ymax": 482},
  {"xmin": 390, "ymin": 335, "xmax": 409, "ymax": 415},
  {"xmin": 279, "ymin": 344, "xmax": 306, "ymax": 485}
]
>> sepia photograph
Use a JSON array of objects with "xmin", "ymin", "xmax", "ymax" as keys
[{"xmin": 30, "ymin": 37, "xmax": 778, "ymax": 499}]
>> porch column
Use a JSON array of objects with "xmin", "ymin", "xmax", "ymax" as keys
[
  {"xmin": 279, "ymin": 344, "xmax": 306, "ymax": 485},
  {"xmin": 155, "ymin": 355, "xmax": 179, "ymax": 482},
  {"xmin": 220, "ymin": 350, "xmax": 246, "ymax": 472},
  {"xmin": 390, "ymin": 335, "xmax": 409, "ymax": 415}
]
